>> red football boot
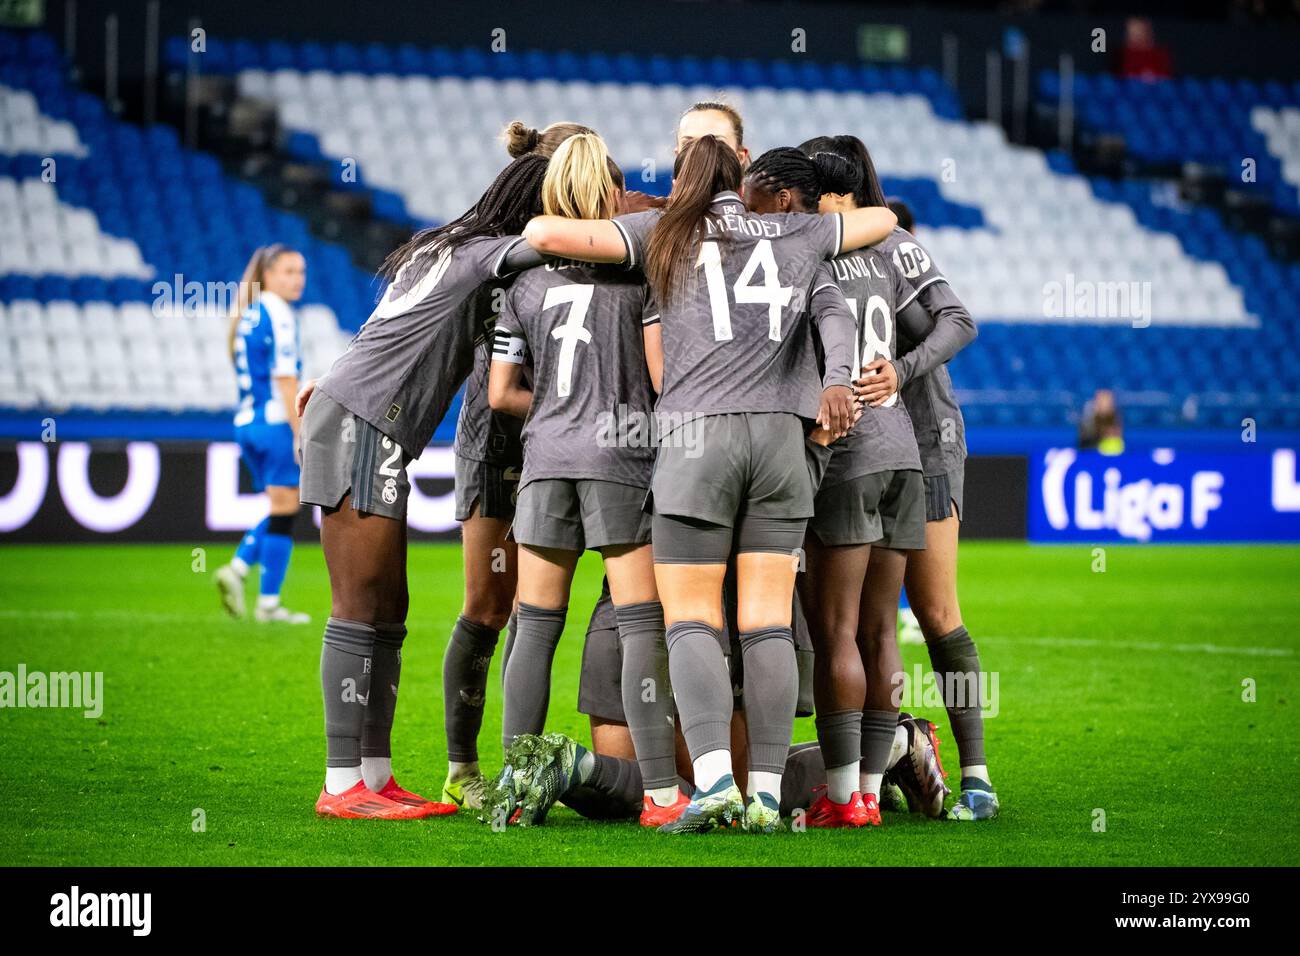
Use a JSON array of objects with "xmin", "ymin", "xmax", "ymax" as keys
[
  {"xmin": 807, "ymin": 791, "xmax": 873, "ymax": 828},
  {"xmin": 315, "ymin": 780, "xmax": 429, "ymax": 820},
  {"xmin": 378, "ymin": 777, "xmax": 458, "ymax": 816},
  {"xmin": 859, "ymin": 792, "xmax": 883, "ymax": 827},
  {"xmin": 639, "ymin": 789, "xmax": 691, "ymax": 827}
]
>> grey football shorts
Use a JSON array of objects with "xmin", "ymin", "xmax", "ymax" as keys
[
  {"xmin": 809, "ymin": 468, "xmax": 926, "ymax": 550},
  {"xmin": 652, "ymin": 512, "xmax": 807, "ymax": 563},
  {"xmin": 454, "ymin": 454, "xmax": 520, "ymax": 522},
  {"xmin": 299, "ymin": 390, "xmax": 412, "ymax": 519},
  {"xmin": 511, "ymin": 478, "xmax": 652, "ymax": 552},
  {"xmin": 923, "ymin": 463, "xmax": 965, "ymax": 523},
  {"xmin": 651, "ymin": 412, "xmax": 815, "ymax": 526}
]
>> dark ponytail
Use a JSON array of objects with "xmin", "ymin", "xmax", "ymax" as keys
[
  {"xmin": 381, "ymin": 153, "xmax": 549, "ymax": 280},
  {"xmin": 799, "ymin": 134, "xmax": 886, "ymax": 209},
  {"xmin": 644, "ymin": 135, "xmax": 742, "ymax": 306}
]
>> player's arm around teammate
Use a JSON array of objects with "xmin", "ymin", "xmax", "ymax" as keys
[
  {"xmin": 806, "ymin": 135, "xmax": 996, "ymax": 820},
  {"xmin": 520, "ymin": 136, "xmax": 893, "ymax": 833},
  {"xmin": 487, "ymin": 134, "xmax": 682, "ymax": 827},
  {"xmin": 441, "ymin": 121, "xmax": 599, "ymax": 809}
]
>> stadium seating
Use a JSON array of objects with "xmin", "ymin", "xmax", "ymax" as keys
[
  {"xmin": 190, "ymin": 37, "xmax": 1300, "ymax": 430},
  {"xmin": 2, "ymin": 28, "xmax": 1299, "ymax": 435},
  {"xmin": 1037, "ymin": 70, "xmax": 1300, "ymax": 214},
  {"xmin": 0, "ymin": 29, "xmax": 365, "ymax": 420}
]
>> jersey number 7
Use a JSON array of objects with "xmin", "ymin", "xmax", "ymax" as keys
[{"xmin": 543, "ymin": 283, "xmax": 595, "ymax": 398}]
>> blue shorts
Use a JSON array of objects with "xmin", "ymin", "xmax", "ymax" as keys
[{"xmin": 235, "ymin": 421, "xmax": 300, "ymax": 491}]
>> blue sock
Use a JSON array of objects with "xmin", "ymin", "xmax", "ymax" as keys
[
  {"xmin": 234, "ymin": 517, "xmax": 269, "ymax": 568},
  {"xmin": 259, "ymin": 533, "xmax": 293, "ymax": 598},
  {"xmin": 898, "ymin": 587, "xmax": 911, "ymax": 612}
]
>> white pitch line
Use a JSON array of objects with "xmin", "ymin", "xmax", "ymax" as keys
[
  {"xmin": 0, "ymin": 608, "xmax": 231, "ymax": 625},
  {"xmin": 985, "ymin": 635, "xmax": 1294, "ymax": 658}
]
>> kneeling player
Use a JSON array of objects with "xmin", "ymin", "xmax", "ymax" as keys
[{"xmin": 499, "ymin": 587, "xmax": 948, "ymax": 827}]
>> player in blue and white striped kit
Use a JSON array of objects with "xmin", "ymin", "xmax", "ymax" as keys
[{"xmin": 214, "ymin": 244, "xmax": 312, "ymax": 624}]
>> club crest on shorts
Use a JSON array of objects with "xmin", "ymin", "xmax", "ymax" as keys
[{"xmin": 382, "ymin": 477, "xmax": 398, "ymax": 504}]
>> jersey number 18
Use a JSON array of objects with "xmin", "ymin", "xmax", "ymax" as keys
[{"xmin": 845, "ymin": 295, "xmax": 898, "ymax": 409}]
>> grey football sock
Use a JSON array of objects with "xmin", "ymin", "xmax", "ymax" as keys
[
  {"xmin": 562, "ymin": 785, "xmax": 638, "ymax": 820},
  {"xmin": 361, "ymin": 622, "xmax": 406, "ymax": 759},
  {"xmin": 500, "ymin": 602, "xmax": 567, "ymax": 750},
  {"xmin": 860, "ymin": 709, "xmax": 898, "ymax": 777},
  {"xmin": 780, "ymin": 741, "xmax": 826, "ymax": 816},
  {"xmin": 500, "ymin": 611, "xmax": 517, "ymax": 688},
  {"xmin": 615, "ymin": 601, "xmax": 676, "ymax": 790},
  {"xmin": 442, "ymin": 616, "xmax": 499, "ymax": 763},
  {"xmin": 321, "ymin": 617, "xmax": 375, "ymax": 768},
  {"xmin": 665, "ymin": 621, "xmax": 733, "ymax": 763},
  {"xmin": 739, "ymin": 626, "xmax": 798, "ymax": 774},
  {"xmin": 814, "ymin": 709, "xmax": 862, "ymax": 771},
  {"xmin": 926, "ymin": 626, "xmax": 987, "ymax": 768},
  {"xmin": 563, "ymin": 752, "xmax": 643, "ymax": 820}
]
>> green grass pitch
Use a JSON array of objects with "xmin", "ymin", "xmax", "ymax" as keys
[{"xmin": 1, "ymin": 541, "xmax": 1297, "ymax": 866}]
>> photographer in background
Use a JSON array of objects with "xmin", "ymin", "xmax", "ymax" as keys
[{"xmin": 1078, "ymin": 388, "xmax": 1125, "ymax": 455}]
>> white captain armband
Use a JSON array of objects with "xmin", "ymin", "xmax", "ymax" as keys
[{"xmin": 492, "ymin": 332, "xmax": 528, "ymax": 365}]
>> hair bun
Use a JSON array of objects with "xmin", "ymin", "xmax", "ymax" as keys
[{"xmin": 503, "ymin": 120, "xmax": 541, "ymax": 158}]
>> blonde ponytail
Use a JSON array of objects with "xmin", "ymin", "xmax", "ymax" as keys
[{"xmin": 542, "ymin": 133, "xmax": 619, "ymax": 221}]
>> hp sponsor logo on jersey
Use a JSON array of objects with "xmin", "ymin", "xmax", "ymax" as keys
[{"xmin": 891, "ymin": 241, "xmax": 931, "ymax": 279}]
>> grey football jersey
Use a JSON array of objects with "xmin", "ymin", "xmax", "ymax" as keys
[
  {"xmin": 453, "ymin": 314, "xmax": 524, "ymax": 466},
  {"xmin": 613, "ymin": 193, "xmax": 845, "ymax": 427},
  {"xmin": 820, "ymin": 249, "xmax": 922, "ymax": 487},
  {"xmin": 494, "ymin": 259, "xmax": 657, "ymax": 490},
  {"xmin": 876, "ymin": 227, "xmax": 972, "ymax": 476},
  {"xmin": 317, "ymin": 235, "xmax": 530, "ymax": 458}
]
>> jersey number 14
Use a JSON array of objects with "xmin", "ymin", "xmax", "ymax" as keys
[{"xmin": 696, "ymin": 239, "xmax": 793, "ymax": 343}]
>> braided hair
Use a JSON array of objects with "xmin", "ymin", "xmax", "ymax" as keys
[
  {"xmin": 799, "ymin": 134, "xmax": 886, "ymax": 209},
  {"xmin": 743, "ymin": 147, "xmax": 822, "ymax": 212}
]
